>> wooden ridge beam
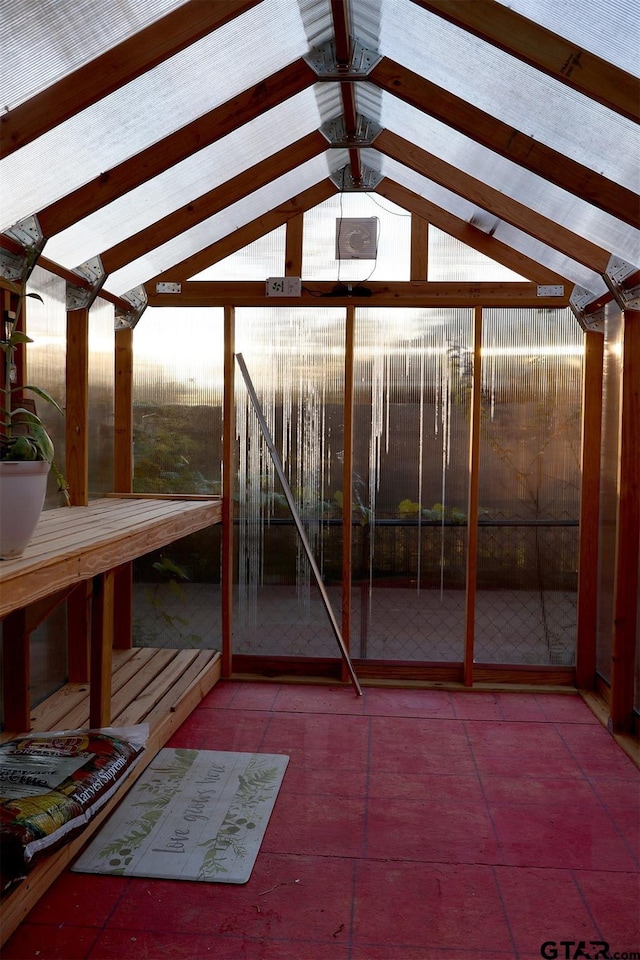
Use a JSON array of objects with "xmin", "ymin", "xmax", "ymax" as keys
[
  {"xmin": 37, "ymin": 59, "xmax": 317, "ymax": 237},
  {"xmin": 101, "ymin": 132, "xmax": 328, "ymax": 274},
  {"xmin": 149, "ymin": 179, "xmax": 338, "ymax": 284},
  {"xmin": 369, "ymin": 57, "xmax": 638, "ymax": 228},
  {"xmin": 374, "ymin": 128, "xmax": 611, "ymax": 274},
  {"xmin": 329, "ymin": 0, "xmax": 362, "ymax": 182},
  {"xmin": 376, "ymin": 179, "xmax": 572, "ymax": 287},
  {"xmin": 0, "ymin": 0, "xmax": 262, "ymax": 159},
  {"xmin": 146, "ymin": 279, "xmax": 572, "ymax": 308},
  {"xmin": 414, "ymin": 0, "xmax": 640, "ymax": 123}
]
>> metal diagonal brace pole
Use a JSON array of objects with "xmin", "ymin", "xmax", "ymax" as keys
[{"xmin": 235, "ymin": 352, "xmax": 362, "ymax": 697}]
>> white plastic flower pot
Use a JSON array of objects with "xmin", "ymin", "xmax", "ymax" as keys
[{"xmin": 0, "ymin": 460, "xmax": 50, "ymax": 559}]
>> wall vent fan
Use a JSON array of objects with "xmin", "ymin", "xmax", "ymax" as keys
[{"xmin": 335, "ymin": 218, "xmax": 378, "ymax": 260}]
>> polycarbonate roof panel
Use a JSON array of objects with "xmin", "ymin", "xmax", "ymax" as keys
[
  {"xmin": 494, "ymin": 0, "xmax": 640, "ymax": 76},
  {"xmin": 45, "ymin": 88, "xmax": 325, "ymax": 267},
  {"xmin": 296, "ymin": 0, "xmax": 335, "ymax": 48},
  {"xmin": 355, "ymin": 0, "xmax": 639, "ymax": 187},
  {"xmin": 367, "ymin": 88, "xmax": 640, "ymax": 262},
  {"xmin": 108, "ymin": 152, "xmax": 345, "ymax": 294},
  {"xmin": 368, "ymin": 151, "xmax": 608, "ymax": 296},
  {"xmin": 1, "ymin": 0, "xmax": 189, "ymax": 109},
  {"xmin": 0, "ymin": 0, "xmax": 309, "ymax": 231}
]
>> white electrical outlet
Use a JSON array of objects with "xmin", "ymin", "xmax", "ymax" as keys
[
  {"xmin": 537, "ymin": 285, "xmax": 564, "ymax": 297},
  {"xmin": 266, "ymin": 277, "xmax": 302, "ymax": 297},
  {"xmin": 155, "ymin": 282, "xmax": 182, "ymax": 294}
]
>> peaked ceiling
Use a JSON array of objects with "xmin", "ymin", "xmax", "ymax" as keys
[{"xmin": 1, "ymin": 0, "xmax": 639, "ymax": 322}]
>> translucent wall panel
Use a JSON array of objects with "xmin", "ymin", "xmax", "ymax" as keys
[
  {"xmin": 192, "ymin": 227, "xmax": 286, "ymax": 280},
  {"xmin": 29, "ymin": 607, "xmax": 67, "ymax": 707},
  {"xmin": 25, "ymin": 266, "xmax": 67, "ymax": 508},
  {"xmin": 131, "ymin": 530, "xmax": 222, "ymax": 651},
  {"xmin": 235, "ymin": 307, "xmax": 345, "ymax": 657},
  {"xmin": 476, "ymin": 308, "xmax": 583, "ymax": 665},
  {"xmin": 0, "ymin": 594, "xmax": 68, "ymax": 724},
  {"xmin": 597, "ymin": 304, "xmax": 623, "ymax": 683},
  {"xmin": 428, "ymin": 226, "xmax": 526, "ymax": 282},
  {"xmin": 88, "ymin": 298, "xmax": 115, "ymax": 496},
  {"xmin": 353, "ymin": 308, "xmax": 473, "ymax": 661},
  {"xmin": 131, "ymin": 306, "xmax": 224, "ymax": 650},
  {"xmin": 302, "ymin": 193, "xmax": 411, "ymax": 281}
]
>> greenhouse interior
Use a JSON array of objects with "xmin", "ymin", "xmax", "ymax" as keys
[{"xmin": 0, "ymin": 0, "xmax": 638, "ymax": 957}]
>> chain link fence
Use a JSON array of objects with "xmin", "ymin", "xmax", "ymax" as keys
[
  {"xmin": 132, "ymin": 519, "xmax": 577, "ymax": 667},
  {"xmin": 352, "ymin": 519, "xmax": 577, "ymax": 664}
]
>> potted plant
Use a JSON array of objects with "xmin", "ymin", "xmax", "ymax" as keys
[{"xmin": 0, "ymin": 279, "xmax": 68, "ymax": 559}]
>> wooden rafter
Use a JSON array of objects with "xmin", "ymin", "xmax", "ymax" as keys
[
  {"xmin": 37, "ymin": 60, "xmax": 317, "ymax": 237},
  {"xmin": 375, "ymin": 128, "xmax": 611, "ymax": 274},
  {"xmin": 413, "ymin": 0, "xmax": 640, "ymax": 124},
  {"xmin": 369, "ymin": 57, "xmax": 639, "ymax": 228},
  {"xmin": 376, "ymin": 179, "xmax": 572, "ymax": 287},
  {"xmin": 0, "ymin": 0, "xmax": 263, "ymax": 159},
  {"xmin": 329, "ymin": 0, "xmax": 362, "ymax": 182},
  {"xmin": 149, "ymin": 180, "xmax": 338, "ymax": 284},
  {"xmin": 101, "ymin": 132, "xmax": 329, "ymax": 274}
]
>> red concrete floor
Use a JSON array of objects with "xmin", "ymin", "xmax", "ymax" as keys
[{"xmin": 3, "ymin": 683, "xmax": 639, "ymax": 960}]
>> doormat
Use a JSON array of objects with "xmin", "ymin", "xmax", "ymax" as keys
[{"xmin": 72, "ymin": 749, "xmax": 289, "ymax": 884}]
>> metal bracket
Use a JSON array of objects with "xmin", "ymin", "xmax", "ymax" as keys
[
  {"xmin": 304, "ymin": 36, "xmax": 382, "ymax": 80},
  {"xmin": 0, "ymin": 246, "xmax": 28, "ymax": 283},
  {"xmin": 330, "ymin": 162, "xmax": 383, "ymax": 192},
  {"xmin": 66, "ymin": 256, "xmax": 106, "ymax": 311},
  {"xmin": 115, "ymin": 285, "xmax": 148, "ymax": 330},
  {"xmin": 0, "ymin": 216, "xmax": 46, "ymax": 283},
  {"xmin": 603, "ymin": 254, "xmax": 640, "ymax": 310},
  {"xmin": 569, "ymin": 285, "xmax": 606, "ymax": 333},
  {"xmin": 321, "ymin": 113, "xmax": 382, "ymax": 147},
  {"xmin": 4, "ymin": 215, "xmax": 45, "ymax": 251}
]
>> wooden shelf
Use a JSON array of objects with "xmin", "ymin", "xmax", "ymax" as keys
[
  {"xmin": 0, "ymin": 496, "xmax": 222, "ymax": 619},
  {"xmin": 1, "ymin": 495, "xmax": 223, "ymax": 733}
]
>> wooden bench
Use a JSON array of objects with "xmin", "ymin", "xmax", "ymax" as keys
[{"xmin": 0, "ymin": 496, "xmax": 223, "ymax": 943}]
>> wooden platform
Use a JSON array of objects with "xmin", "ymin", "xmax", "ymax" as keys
[{"xmin": 0, "ymin": 645, "xmax": 222, "ymax": 945}]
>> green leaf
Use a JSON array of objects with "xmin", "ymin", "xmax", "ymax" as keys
[
  {"xmin": 152, "ymin": 556, "xmax": 189, "ymax": 581},
  {"xmin": 8, "ymin": 406, "xmax": 43, "ymax": 426},
  {"xmin": 4, "ymin": 436, "xmax": 38, "ymax": 460},
  {"xmin": 22, "ymin": 384, "xmax": 64, "ymax": 416},
  {"xmin": 8, "ymin": 331, "xmax": 33, "ymax": 347},
  {"xmin": 29, "ymin": 422, "xmax": 55, "ymax": 462}
]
